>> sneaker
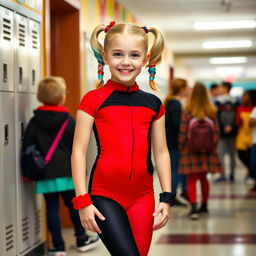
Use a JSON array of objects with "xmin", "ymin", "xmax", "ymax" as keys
[
  {"xmin": 48, "ymin": 248, "xmax": 66, "ymax": 256},
  {"xmin": 77, "ymin": 235, "xmax": 100, "ymax": 252},
  {"xmin": 198, "ymin": 203, "xmax": 208, "ymax": 214},
  {"xmin": 188, "ymin": 203, "xmax": 199, "ymax": 220}
]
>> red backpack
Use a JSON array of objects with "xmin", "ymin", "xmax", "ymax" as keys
[{"xmin": 187, "ymin": 117, "xmax": 217, "ymax": 153}]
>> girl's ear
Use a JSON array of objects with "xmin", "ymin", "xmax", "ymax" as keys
[{"xmin": 102, "ymin": 50, "xmax": 108, "ymax": 65}]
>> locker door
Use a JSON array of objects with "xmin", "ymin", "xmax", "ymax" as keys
[
  {"xmin": 29, "ymin": 94, "xmax": 44, "ymax": 245},
  {"xmin": 0, "ymin": 93, "xmax": 3, "ymax": 256},
  {"xmin": 15, "ymin": 14, "xmax": 29, "ymax": 93},
  {"xmin": 0, "ymin": 6, "xmax": 14, "ymax": 92},
  {"xmin": 0, "ymin": 92, "xmax": 16, "ymax": 256},
  {"xmin": 28, "ymin": 19, "xmax": 41, "ymax": 93},
  {"xmin": 15, "ymin": 93, "xmax": 33, "ymax": 254}
]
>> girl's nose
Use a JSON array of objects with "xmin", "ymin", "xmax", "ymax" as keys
[{"xmin": 121, "ymin": 55, "xmax": 130, "ymax": 65}]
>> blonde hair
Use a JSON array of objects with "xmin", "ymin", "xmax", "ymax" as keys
[
  {"xmin": 185, "ymin": 82, "xmax": 217, "ymax": 119},
  {"xmin": 37, "ymin": 76, "xmax": 66, "ymax": 105},
  {"xmin": 164, "ymin": 78, "xmax": 187, "ymax": 107},
  {"xmin": 90, "ymin": 23, "xmax": 165, "ymax": 90}
]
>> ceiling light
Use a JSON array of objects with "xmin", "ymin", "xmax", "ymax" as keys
[
  {"xmin": 209, "ymin": 57, "xmax": 248, "ymax": 64},
  {"xmin": 194, "ymin": 20, "xmax": 256, "ymax": 30},
  {"xmin": 215, "ymin": 66, "xmax": 244, "ymax": 74},
  {"xmin": 203, "ymin": 40, "xmax": 253, "ymax": 49}
]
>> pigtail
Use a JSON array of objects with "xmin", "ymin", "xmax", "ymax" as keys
[
  {"xmin": 147, "ymin": 27, "xmax": 165, "ymax": 91},
  {"xmin": 90, "ymin": 24, "xmax": 106, "ymax": 88}
]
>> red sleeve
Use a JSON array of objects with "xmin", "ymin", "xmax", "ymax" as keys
[
  {"xmin": 78, "ymin": 91, "xmax": 97, "ymax": 117},
  {"xmin": 153, "ymin": 104, "xmax": 166, "ymax": 121}
]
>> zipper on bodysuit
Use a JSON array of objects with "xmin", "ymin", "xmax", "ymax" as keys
[{"xmin": 127, "ymin": 86, "xmax": 134, "ymax": 181}]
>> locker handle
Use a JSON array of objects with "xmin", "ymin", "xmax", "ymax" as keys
[
  {"xmin": 4, "ymin": 124, "xmax": 9, "ymax": 145},
  {"xmin": 20, "ymin": 122, "xmax": 24, "ymax": 140},
  {"xmin": 32, "ymin": 69, "xmax": 35, "ymax": 85},
  {"xmin": 3, "ymin": 63, "xmax": 7, "ymax": 83},
  {"xmin": 19, "ymin": 67, "xmax": 23, "ymax": 84}
]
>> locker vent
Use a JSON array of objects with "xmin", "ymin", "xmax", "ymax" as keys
[
  {"xmin": 22, "ymin": 216, "xmax": 29, "ymax": 242},
  {"xmin": 3, "ymin": 18, "xmax": 11, "ymax": 41},
  {"xmin": 32, "ymin": 30, "xmax": 38, "ymax": 49},
  {"xmin": 34, "ymin": 210, "xmax": 41, "ymax": 235},
  {"xmin": 5, "ymin": 224, "xmax": 14, "ymax": 251},
  {"xmin": 19, "ymin": 24, "xmax": 26, "ymax": 47}
]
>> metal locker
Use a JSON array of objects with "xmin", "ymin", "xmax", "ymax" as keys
[
  {"xmin": 15, "ymin": 14, "xmax": 29, "ymax": 93},
  {"xmin": 0, "ymin": 6, "xmax": 14, "ymax": 92},
  {"xmin": 28, "ymin": 19, "xmax": 41, "ymax": 93},
  {"xmin": 0, "ymin": 94, "xmax": 4, "ymax": 256},
  {"xmin": 0, "ymin": 92, "xmax": 16, "ymax": 256},
  {"xmin": 15, "ymin": 93, "xmax": 34, "ymax": 254},
  {"xmin": 29, "ymin": 93, "xmax": 44, "ymax": 246}
]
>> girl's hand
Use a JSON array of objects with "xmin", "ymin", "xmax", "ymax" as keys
[
  {"xmin": 79, "ymin": 204, "xmax": 106, "ymax": 234},
  {"xmin": 153, "ymin": 202, "xmax": 170, "ymax": 231}
]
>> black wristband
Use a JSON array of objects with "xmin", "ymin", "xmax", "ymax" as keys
[{"xmin": 159, "ymin": 192, "xmax": 176, "ymax": 206}]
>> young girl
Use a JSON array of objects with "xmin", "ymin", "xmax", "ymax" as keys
[
  {"xmin": 236, "ymin": 90, "xmax": 255, "ymax": 181},
  {"xmin": 164, "ymin": 78, "xmax": 188, "ymax": 205},
  {"xmin": 22, "ymin": 77, "xmax": 99, "ymax": 256},
  {"xmin": 71, "ymin": 22, "xmax": 174, "ymax": 256},
  {"xmin": 178, "ymin": 82, "xmax": 222, "ymax": 220}
]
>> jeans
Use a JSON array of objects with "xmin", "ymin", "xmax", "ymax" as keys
[
  {"xmin": 170, "ymin": 149, "xmax": 187, "ymax": 194},
  {"xmin": 43, "ymin": 190, "xmax": 85, "ymax": 247},
  {"xmin": 217, "ymin": 137, "xmax": 236, "ymax": 178}
]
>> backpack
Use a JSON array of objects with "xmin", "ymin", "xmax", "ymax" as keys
[
  {"xmin": 187, "ymin": 117, "xmax": 217, "ymax": 153},
  {"xmin": 21, "ymin": 118, "xmax": 69, "ymax": 181}
]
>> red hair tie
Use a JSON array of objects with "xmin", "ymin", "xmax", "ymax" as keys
[{"xmin": 104, "ymin": 21, "xmax": 116, "ymax": 33}]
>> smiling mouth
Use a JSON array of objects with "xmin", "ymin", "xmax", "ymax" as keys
[{"xmin": 118, "ymin": 69, "xmax": 134, "ymax": 74}]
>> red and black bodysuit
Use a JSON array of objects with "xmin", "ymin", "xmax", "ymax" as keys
[{"xmin": 78, "ymin": 79, "xmax": 165, "ymax": 256}]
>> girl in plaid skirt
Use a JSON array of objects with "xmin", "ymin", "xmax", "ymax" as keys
[{"xmin": 178, "ymin": 82, "xmax": 222, "ymax": 220}]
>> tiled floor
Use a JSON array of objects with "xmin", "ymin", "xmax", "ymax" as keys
[{"xmin": 62, "ymin": 166, "xmax": 256, "ymax": 256}]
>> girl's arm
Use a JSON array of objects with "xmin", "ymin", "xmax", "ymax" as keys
[
  {"xmin": 71, "ymin": 110, "xmax": 105, "ymax": 233},
  {"xmin": 151, "ymin": 115, "xmax": 172, "ymax": 231}
]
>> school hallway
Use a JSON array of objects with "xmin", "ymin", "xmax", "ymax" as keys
[{"xmin": 62, "ymin": 163, "xmax": 256, "ymax": 256}]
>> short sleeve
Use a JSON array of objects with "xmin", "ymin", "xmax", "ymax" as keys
[
  {"xmin": 78, "ymin": 91, "xmax": 97, "ymax": 117},
  {"xmin": 153, "ymin": 104, "xmax": 166, "ymax": 121}
]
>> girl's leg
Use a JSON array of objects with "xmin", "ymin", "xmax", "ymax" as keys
[
  {"xmin": 199, "ymin": 172, "xmax": 209, "ymax": 203},
  {"xmin": 91, "ymin": 195, "xmax": 140, "ymax": 256},
  {"xmin": 187, "ymin": 173, "xmax": 198, "ymax": 203},
  {"xmin": 43, "ymin": 192, "xmax": 65, "ymax": 249},
  {"xmin": 187, "ymin": 173, "xmax": 200, "ymax": 219},
  {"xmin": 61, "ymin": 190, "xmax": 85, "ymax": 237},
  {"xmin": 126, "ymin": 193, "xmax": 155, "ymax": 256}
]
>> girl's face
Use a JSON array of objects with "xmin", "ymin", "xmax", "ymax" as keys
[
  {"xmin": 242, "ymin": 91, "xmax": 251, "ymax": 105},
  {"xmin": 103, "ymin": 33, "xmax": 148, "ymax": 86}
]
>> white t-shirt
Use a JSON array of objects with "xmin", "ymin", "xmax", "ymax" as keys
[{"xmin": 251, "ymin": 107, "xmax": 256, "ymax": 144}]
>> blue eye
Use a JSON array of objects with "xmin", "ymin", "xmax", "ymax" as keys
[
  {"xmin": 132, "ymin": 53, "xmax": 140, "ymax": 58},
  {"xmin": 113, "ymin": 52, "xmax": 122, "ymax": 57}
]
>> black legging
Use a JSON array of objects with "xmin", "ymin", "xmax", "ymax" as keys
[
  {"xmin": 91, "ymin": 195, "xmax": 140, "ymax": 256},
  {"xmin": 238, "ymin": 148, "xmax": 252, "ymax": 178}
]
